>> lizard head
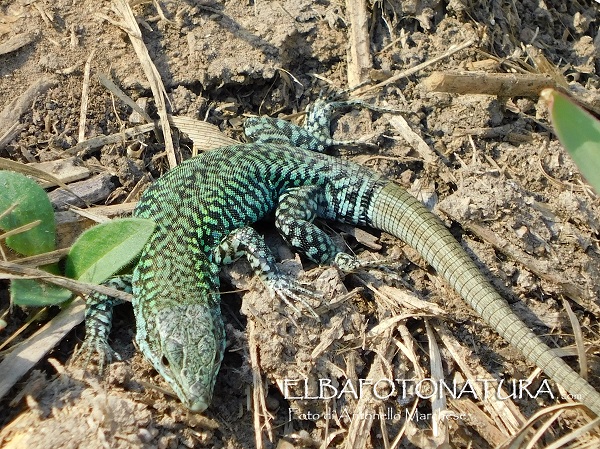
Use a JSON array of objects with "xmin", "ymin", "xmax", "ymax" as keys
[{"xmin": 136, "ymin": 302, "xmax": 226, "ymax": 412}]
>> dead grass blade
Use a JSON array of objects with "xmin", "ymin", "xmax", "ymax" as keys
[
  {"xmin": 0, "ymin": 298, "xmax": 85, "ymax": 403},
  {"xmin": 388, "ymin": 114, "xmax": 457, "ymax": 184},
  {"xmin": 389, "ymin": 399, "xmax": 419, "ymax": 449},
  {"xmin": 361, "ymin": 36, "xmax": 476, "ymax": 94},
  {"xmin": 11, "ymin": 248, "xmax": 70, "ymax": 267},
  {"xmin": 526, "ymin": 45, "xmax": 569, "ymax": 91},
  {"xmin": 78, "ymin": 49, "xmax": 96, "ymax": 143},
  {"xmin": 345, "ymin": 329, "xmax": 395, "ymax": 448},
  {"xmin": 425, "ymin": 320, "xmax": 449, "ymax": 444},
  {"xmin": 543, "ymin": 417, "xmax": 600, "ymax": 448},
  {"xmin": 0, "ymin": 219, "xmax": 41, "ymax": 241},
  {"xmin": 345, "ymin": 0, "xmax": 371, "ymax": 87},
  {"xmin": 169, "ymin": 116, "xmax": 239, "ymax": 154},
  {"xmin": 0, "ymin": 157, "xmax": 74, "ymax": 193},
  {"xmin": 522, "ymin": 409, "xmax": 563, "ymax": 449},
  {"xmin": 111, "ymin": 0, "xmax": 178, "ymax": 168},
  {"xmin": 0, "ymin": 259, "xmax": 132, "ymax": 302},
  {"xmin": 496, "ymin": 403, "xmax": 600, "ymax": 449},
  {"xmin": 437, "ymin": 323, "xmax": 525, "ymax": 434},
  {"xmin": 0, "ymin": 203, "xmax": 17, "ymax": 221},
  {"xmin": 562, "ymin": 297, "xmax": 588, "ymax": 379},
  {"xmin": 97, "ymin": 72, "xmax": 153, "ymax": 124},
  {"xmin": 0, "ymin": 307, "xmax": 48, "ymax": 353},
  {"xmin": 249, "ymin": 320, "xmax": 274, "ymax": 449}
]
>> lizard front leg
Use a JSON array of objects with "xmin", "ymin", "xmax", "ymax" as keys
[
  {"xmin": 213, "ymin": 226, "xmax": 320, "ymax": 318},
  {"xmin": 73, "ymin": 275, "xmax": 132, "ymax": 371}
]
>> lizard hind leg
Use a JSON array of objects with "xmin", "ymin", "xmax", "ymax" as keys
[
  {"xmin": 244, "ymin": 96, "xmax": 395, "ymax": 152},
  {"xmin": 303, "ymin": 96, "xmax": 398, "ymax": 148},
  {"xmin": 275, "ymin": 185, "xmax": 341, "ymax": 265},
  {"xmin": 276, "ymin": 185, "xmax": 402, "ymax": 275},
  {"xmin": 243, "ymin": 115, "xmax": 331, "ymax": 153},
  {"xmin": 212, "ymin": 226, "xmax": 321, "ymax": 318}
]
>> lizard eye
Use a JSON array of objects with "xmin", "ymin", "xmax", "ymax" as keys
[{"xmin": 164, "ymin": 338, "xmax": 184, "ymax": 367}]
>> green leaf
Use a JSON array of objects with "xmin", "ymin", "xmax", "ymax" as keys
[
  {"xmin": 0, "ymin": 171, "xmax": 69, "ymax": 306},
  {"xmin": 10, "ymin": 278, "xmax": 73, "ymax": 306},
  {"xmin": 11, "ymin": 262, "xmax": 72, "ymax": 306},
  {"xmin": 65, "ymin": 218, "xmax": 155, "ymax": 283},
  {"xmin": 0, "ymin": 171, "xmax": 56, "ymax": 255},
  {"xmin": 542, "ymin": 88, "xmax": 600, "ymax": 193}
]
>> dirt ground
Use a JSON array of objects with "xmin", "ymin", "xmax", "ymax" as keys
[{"xmin": 1, "ymin": 0, "xmax": 600, "ymax": 448}]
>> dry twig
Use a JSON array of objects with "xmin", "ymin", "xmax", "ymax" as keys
[
  {"xmin": 78, "ymin": 50, "xmax": 96, "ymax": 143},
  {"xmin": 360, "ymin": 37, "xmax": 476, "ymax": 94},
  {"xmin": 0, "ymin": 260, "xmax": 133, "ymax": 302},
  {"xmin": 422, "ymin": 71, "xmax": 555, "ymax": 97},
  {"xmin": 249, "ymin": 320, "xmax": 273, "ymax": 449},
  {"xmin": 345, "ymin": 0, "xmax": 371, "ymax": 87}
]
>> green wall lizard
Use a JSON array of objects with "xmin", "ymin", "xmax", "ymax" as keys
[{"xmin": 78, "ymin": 98, "xmax": 600, "ymax": 416}]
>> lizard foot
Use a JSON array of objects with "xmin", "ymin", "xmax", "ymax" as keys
[
  {"xmin": 71, "ymin": 335, "xmax": 121, "ymax": 374},
  {"xmin": 333, "ymin": 253, "xmax": 404, "ymax": 279},
  {"xmin": 264, "ymin": 274, "xmax": 322, "ymax": 319}
]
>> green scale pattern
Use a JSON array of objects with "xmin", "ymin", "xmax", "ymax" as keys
[
  {"xmin": 131, "ymin": 141, "xmax": 386, "ymax": 411},
  {"xmin": 78, "ymin": 99, "xmax": 600, "ymax": 416}
]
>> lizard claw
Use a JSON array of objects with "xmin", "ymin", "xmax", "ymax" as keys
[
  {"xmin": 332, "ymin": 253, "xmax": 363, "ymax": 271},
  {"xmin": 72, "ymin": 335, "xmax": 121, "ymax": 374},
  {"xmin": 264, "ymin": 275, "xmax": 322, "ymax": 319},
  {"xmin": 333, "ymin": 253, "xmax": 403, "ymax": 276}
]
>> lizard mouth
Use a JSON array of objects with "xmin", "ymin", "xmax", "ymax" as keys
[{"xmin": 187, "ymin": 397, "xmax": 209, "ymax": 413}]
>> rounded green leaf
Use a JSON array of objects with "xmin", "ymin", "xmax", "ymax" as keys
[
  {"xmin": 0, "ymin": 171, "xmax": 56, "ymax": 255},
  {"xmin": 11, "ymin": 278, "xmax": 73, "ymax": 306},
  {"xmin": 542, "ymin": 88, "xmax": 600, "ymax": 193},
  {"xmin": 65, "ymin": 218, "xmax": 155, "ymax": 283}
]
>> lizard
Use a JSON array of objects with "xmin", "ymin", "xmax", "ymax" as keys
[{"xmin": 78, "ymin": 97, "xmax": 600, "ymax": 416}]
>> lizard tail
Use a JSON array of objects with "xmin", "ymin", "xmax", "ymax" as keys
[{"xmin": 370, "ymin": 181, "xmax": 600, "ymax": 416}]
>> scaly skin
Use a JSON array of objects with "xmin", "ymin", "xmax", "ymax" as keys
[
  {"xmin": 82, "ymin": 99, "xmax": 600, "ymax": 415},
  {"xmin": 131, "ymin": 142, "xmax": 384, "ymax": 411}
]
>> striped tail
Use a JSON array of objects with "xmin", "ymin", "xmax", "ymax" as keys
[{"xmin": 370, "ymin": 181, "xmax": 600, "ymax": 416}]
